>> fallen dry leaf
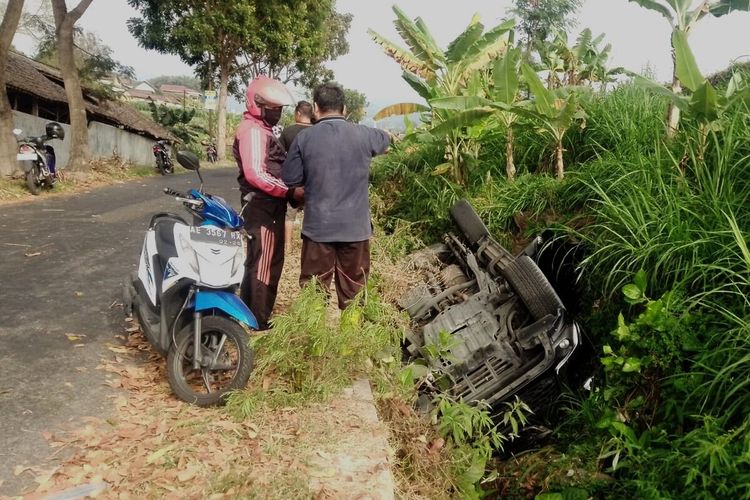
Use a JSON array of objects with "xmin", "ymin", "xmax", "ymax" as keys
[
  {"xmin": 66, "ymin": 334, "xmax": 85, "ymax": 341},
  {"xmin": 74, "ymin": 291, "xmax": 84, "ymax": 297},
  {"xmin": 24, "ymin": 252, "xmax": 41, "ymax": 257}
]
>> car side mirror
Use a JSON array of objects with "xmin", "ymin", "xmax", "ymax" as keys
[{"xmin": 176, "ymin": 150, "xmax": 200, "ymax": 171}]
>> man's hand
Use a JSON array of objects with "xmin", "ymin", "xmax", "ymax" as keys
[{"xmin": 292, "ymin": 187, "xmax": 305, "ymax": 204}]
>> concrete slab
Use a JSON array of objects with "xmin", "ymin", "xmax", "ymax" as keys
[{"xmin": 307, "ymin": 379, "xmax": 396, "ymax": 500}]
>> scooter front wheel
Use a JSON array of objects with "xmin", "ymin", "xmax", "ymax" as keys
[{"xmin": 166, "ymin": 316, "xmax": 253, "ymax": 406}]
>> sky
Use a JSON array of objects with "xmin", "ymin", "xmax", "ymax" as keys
[{"xmin": 10, "ymin": 0, "xmax": 750, "ymax": 114}]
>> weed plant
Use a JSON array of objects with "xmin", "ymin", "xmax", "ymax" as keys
[{"xmin": 226, "ymin": 279, "xmax": 404, "ymax": 417}]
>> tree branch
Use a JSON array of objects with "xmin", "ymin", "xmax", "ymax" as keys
[{"xmin": 68, "ymin": 0, "xmax": 94, "ymax": 23}]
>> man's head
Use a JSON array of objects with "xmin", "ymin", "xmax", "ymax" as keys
[
  {"xmin": 295, "ymin": 101, "xmax": 313, "ymax": 124},
  {"xmin": 313, "ymin": 82, "xmax": 346, "ymax": 119}
]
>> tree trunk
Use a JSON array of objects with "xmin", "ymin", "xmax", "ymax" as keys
[
  {"xmin": 0, "ymin": 0, "xmax": 25, "ymax": 177},
  {"xmin": 51, "ymin": 0, "xmax": 93, "ymax": 172},
  {"xmin": 217, "ymin": 59, "xmax": 229, "ymax": 161},
  {"xmin": 666, "ymin": 73, "xmax": 682, "ymax": 139},
  {"xmin": 555, "ymin": 139, "xmax": 564, "ymax": 180},
  {"xmin": 666, "ymin": 37, "xmax": 682, "ymax": 139},
  {"xmin": 505, "ymin": 126, "xmax": 515, "ymax": 181}
]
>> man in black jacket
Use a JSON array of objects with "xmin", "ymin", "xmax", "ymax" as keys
[{"xmin": 280, "ymin": 101, "xmax": 314, "ymax": 248}]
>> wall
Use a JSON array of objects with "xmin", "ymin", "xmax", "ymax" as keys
[
  {"xmin": 88, "ymin": 121, "xmax": 155, "ymax": 166},
  {"xmin": 11, "ymin": 111, "xmax": 155, "ymax": 172}
]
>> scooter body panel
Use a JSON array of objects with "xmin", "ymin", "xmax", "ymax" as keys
[{"xmin": 193, "ymin": 290, "xmax": 259, "ymax": 329}]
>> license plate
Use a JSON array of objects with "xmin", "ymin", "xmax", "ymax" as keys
[
  {"xmin": 17, "ymin": 153, "xmax": 37, "ymax": 160},
  {"xmin": 189, "ymin": 226, "xmax": 242, "ymax": 247}
]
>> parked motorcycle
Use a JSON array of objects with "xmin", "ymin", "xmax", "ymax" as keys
[
  {"xmin": 205, "ymin": 143, "xmax": 217, "ymax": 163},
  {"xmin": 152, "ymin": 140, "xmax": 174, "ymax": 175},
  {"xmin": 123, "ymin": 150, "xmax": 256, "ymax": 406},
  {"xmin": 14, "ymin": 122, "xmax": 64, "ymax": 195}
]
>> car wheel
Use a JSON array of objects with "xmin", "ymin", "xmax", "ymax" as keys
[{"xmin": 502, "ymin": 255, "xmax": 564, "ymax": 320}]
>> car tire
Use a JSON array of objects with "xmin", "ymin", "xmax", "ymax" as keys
[
  {"xmin": 450, "ymin": 199, "xmax": 490, "ymax": 245},
  {"xmin": 503, "ymin": 255, "xmax": 564, "ymax": 320}
]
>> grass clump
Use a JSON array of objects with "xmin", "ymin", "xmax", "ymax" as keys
[{"xmin": 226, "ymin": 279, "xmax": 405, "ymax": 417}]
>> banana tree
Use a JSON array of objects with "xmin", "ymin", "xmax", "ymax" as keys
[
  {"xmin": 634, "ymin": 29, "xmax": 750, "ymax": 158},
  {"xmin": 430, "ymin": 47, "xmax": 524, "ymax": 181},
  {"xmin": 537, "ymin": 28, "xmax": 623, "ymax": 90},
  {"xmin": 517, "ymin": 63, "xmax": 587, "ymax": 180},
  {"xmin": 369, "ymin": 6, "xmax": 514, "ymax": 183},
  {"xmin": 629, "ymin": 0, "xmax": 750, "ymax": 137}
]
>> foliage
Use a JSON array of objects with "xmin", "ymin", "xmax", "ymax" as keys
[
  {"xmin": 147, "ymin": 100, "xmax": 202, "ymax": 143},
  {"xmin": 635, "ymin": 30, "xmax": 750, "ymax": 156},
  {"xmin": 233, "ymin": 2, "xmax": 351, "ymax": 90},
  {"xmin": 33, "ymin": 27, "xmax": 135, "ymax": 82},
  {"xmin": 508, "ymin": 0, "xmax": 582, "ymax": 47},
  {"xmin": 628, "ymin": 0, "xmax": 750, "ymax": 136},
  {"xmin": 369, "ymin": 6, "xmax": 514, "ymax": 183},
  {"xmin": 344, "ymin": 87, "xmax": 369, "ymax": 123},
  {"xmin": 433, "ymin": 396, "xmax": 530, "ymax": 499},
  {"xmin": 148, "ymin": 75, "xmax": 202, "ymax": 91},
  {"xmin": 516, "ymin": 63, "xmax": 588, "ymax": 180},
  {"xmin": 538, "ymin": 28, "xmax": 624, "ymax": 89}
]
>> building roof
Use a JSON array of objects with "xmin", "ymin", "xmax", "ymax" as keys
[
  {"xmin": 160, "ymin": 84, "xmax": 201, "ymax": 96},
  {"xmin": 7, "ymin": 52, "xmax": 177, "ymax": 141}
]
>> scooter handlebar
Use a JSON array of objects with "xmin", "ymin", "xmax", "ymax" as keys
[{"xmin": 163, "ymin": 187, "xmax": 187, "ymax": 198}]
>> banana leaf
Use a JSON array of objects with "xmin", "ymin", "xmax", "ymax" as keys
[
  {"xmin": 628, "ymin": 0, "xmax": 675, "ymax": 22},
  {"xmin": 392, "ymin": 6, "xmax": 443, "ymax": 70},
  {"xmin": 368, "ymin": 29, "xmax": 435, "ymax": 79},
  {"xmin": 493, "ymin": 47, "xmax": 521, "ymax": 104},
  {"xmin": 374, "ymin": 102, "xmax": 430, "ymax": 121},
  {"xmin": 430, "ymin": 96, "xmax": 493, "ymax": 110},
  {"xmin": 402, "ymin": 71, "xmax": 435, "ymax": 101},
  {"xmin": 445, "ymin": 13, "xmax": 484, "ymax": 64},
  {"xmin": 710, "ymin": 0, "xmax": 750, "ymax": 16},
  {"xmin": 458, "ymin": 18, "xmax": 515, "ymax": 80},
  {"xmin": 672, "ymin": 29, "xmax": 703, "ymax": 92},
  {"xmin": 521, "ymin": 63, "xmax": 555, "ymax": 117},
  {"xmin": 689, "ymin": 81, "xmax": 720, "ymax": 123},
  {"xmin": 428, "ymin": 108, "xmax": 494, "ymax": 137}
]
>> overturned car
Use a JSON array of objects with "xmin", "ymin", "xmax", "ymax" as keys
[{"xmin": 399, "ymin": 200, "xmax": 581, "ymax": 418}]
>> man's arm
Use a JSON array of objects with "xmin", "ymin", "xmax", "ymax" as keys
[
  {"xmin": 237, "ymin": 124, "xmax": 290, "ymax": 198},
  {"xmin": 282, "ymin": 137, "xmax": 305, "ymax": 187},
  {"xmin": 364, "ymin": 126, "xmax": 391, "ymax": 156}
]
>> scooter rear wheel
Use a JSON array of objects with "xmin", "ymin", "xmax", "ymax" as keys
[
  {"xmin": 167, "ymin": 316, "xmax": 253, "ymax": 406},
  {"xmin": 26, "ymin": 168, "xmax": 40, "ymax": 195}
]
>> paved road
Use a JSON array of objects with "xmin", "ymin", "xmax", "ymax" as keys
[{"xmin": 0, "ymin": 167, "xmax": 241, "ymax": 495}]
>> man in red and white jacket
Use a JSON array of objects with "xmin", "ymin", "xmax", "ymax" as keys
[{"xmin": 233, "ymin": 76, "xmax": 302, "ymax": 330}]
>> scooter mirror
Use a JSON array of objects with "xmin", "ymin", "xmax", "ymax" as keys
[
  {"xmin": 12, "ymin": 129, "xmax": 22, "ymax": 136},
  {"xmin": 176, "ymin": 150, "xmax": 200, "ymax": 171}
]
